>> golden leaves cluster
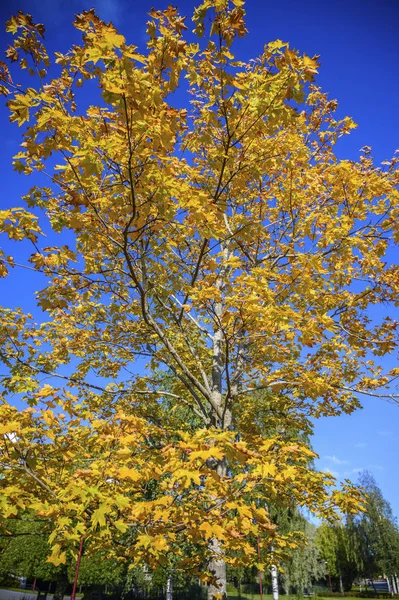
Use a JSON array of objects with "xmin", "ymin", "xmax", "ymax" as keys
[
  {"xmin": 0, "ymin": 0, "xmax": 396, "ymax": 580},
  {"xmin": 0, "ymin": 394, "xmax": 362, "ymax": 575}
]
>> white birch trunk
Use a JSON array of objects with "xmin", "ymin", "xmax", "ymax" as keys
[
  {"xmin": 268, "ymin": 533, "xmax": 279, "ymax": 600},
  {"xmin": 387, "ymin": 576, "xmax": 392, "ymax": 595},
  {"xmin": 391, "ymin": 576, "xmax": 398, "ymax": 595},
  {"xmin": 271, "ymin": 563, "xmax": 279, "ymax": 600},
  {"xmin": 339, "ymin": 572, "xmax": 344, "ymax": 594},
  {"xmin": 166, "ymin": 574, "xmax": 173, "ymax": 600}
]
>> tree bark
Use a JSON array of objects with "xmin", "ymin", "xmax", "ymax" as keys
[
  {"xmin": 166, "ymin": 574, "xmax": 173, "ymax": 600},
  {"xmin": 391, "ymin": 576, "xmax": 398, "ymax": 595},
  {"xmin": 52, "ymin": 570, "xmax": 69, "ymax": 600},
  {"xmin": 387, "ymin": 576, "xmax": 392, "ymax": 595},
  {"xmin": 208, "ymin": 536, "xmax": 227, "ymax": 600},
  {"xmin": 208, "ymin": 459, "xmax": 228, "ymax": 600},
  {"xmin": 271, "ymin": 563, "xmax": 279, "ymax": 600},
  {"xmin": 369, "ymin": 577, "xmax": 377, "ymax": 594},
  {"xmin": 207, "ymin": 254, "xmax": 230, "ymax": 600}
]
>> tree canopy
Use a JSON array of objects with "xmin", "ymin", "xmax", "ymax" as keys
[{"xmin": 0, "ymin": 1, "xmax": 398, "ymax": 598}]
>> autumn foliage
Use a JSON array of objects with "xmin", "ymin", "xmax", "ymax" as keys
[{"xmin": 0, "ymin": 1, "xmax": 398, "ymax": 598}]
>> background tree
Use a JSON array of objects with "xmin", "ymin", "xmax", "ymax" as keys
[
  {"xmin": 282, "ymin": 520, "xmax": 325, "ymax": 596},
  {"xmin": 1, "ymin": 0, "xmax": 399, "ymax": 597},
  {"xmin": 315, "ymin": 521, "xmax": 357, "ymax": 593},
  {"xmin": 0, "ymin": 521, "xmax": 129, "ymax": 600},
  {"xmin": 314, "ymin": 475, "xmax": 399, "ymax": 594},
  {"xmin": 0, "ymin": 521, "xmax": 70, "ymax": 600},
  {"xmin": 353, "ymin": 472, "xmax": 399, "ymax": 590}
]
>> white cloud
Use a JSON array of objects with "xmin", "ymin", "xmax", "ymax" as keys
[
  {"xmin": 324, "ymin": 454, "xmax": 348, "ymax": 465},
  {"xmin": 377, "ymin": 430, "xmax": 393, "ymax": 437},
  {"xmin": 322, "ymin": 467, "xmax": 340, "ymax": 479},
  {"xmin": 343, "ymin": 467, "xmax": 364, "ymax": 477},
  {"xmin": 344, "ymin": 465, "xmax": 384, "ymax": 477}
]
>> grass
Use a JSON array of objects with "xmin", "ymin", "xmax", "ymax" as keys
[
  {"xmin": 227, "ymin": 595, "xmax": 357, "ymax": 600},
  {"xmin": 227, "ymin": 595, "xmax": 284, "ymax": 600},
  {"xmin": 227, "ymin": 594, "xmax": 291, "ymax": 600}
]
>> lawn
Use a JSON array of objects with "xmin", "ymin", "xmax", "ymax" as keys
[
  {"xmin": 227, "ymin": 595, "xmax": 355, "ymax": 600},
  {"xmin": 227, "ymin": 594, "xmax": 290, "ymax": 600},
  {"xmin": 227, "ymin": 595, "xmax": 287, "ymax": 600}
]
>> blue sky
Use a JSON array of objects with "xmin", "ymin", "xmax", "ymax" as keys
[{"xmin": 0, "ymin": 0, "xmax": 398, "ymax": 515}]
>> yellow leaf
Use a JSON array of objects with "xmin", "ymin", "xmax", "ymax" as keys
[
  {"xmin": 117, "ymin": 466, "xmax": 141, "ymax": 481},
  {"xmin": 114, "ymin": 520, "xmax": 128, "ymax": 533},
  {"xmin": 47, "ymin": 544, "xmax": 67, "ymax": 566}
]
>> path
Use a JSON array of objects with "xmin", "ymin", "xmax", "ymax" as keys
[{"xmin": 0, "ymin": 590, "xmax": 75, "ymax": 600}]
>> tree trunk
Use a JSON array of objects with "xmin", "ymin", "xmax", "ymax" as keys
[
  {"xmin": 391, "ymin": 576, "xmax": 398, "ymax": 595},
  {"xmin": 271, "ymin": 563, "xmax": 279, "ymax": 600},
  {"xmin": 207, "ymin": 267, "xmax": 231, "ymax": 600},
  {"xmin": 166, "ymin": 574, "xmax": 173, "ymax": 600},
  {"xmin": 53, "ymin": 570, "xmax": 69, "ymax": 600},
  {"xmin": 283, "ymin": 577, "xmax": 290, "ymax": 595},
  {"xmin": 370, "ymin": 577, "xmax": 377, "ymax": 594},
  {"xmin": 339, "ymin": 572, "xmax": 344, "ymax": 594},
  {"xmin": 208, "ymin": 536, "xmax": 227, "ymax": 600},
  {"xmin": 207, "ymin": 456, "xmax": 228, "ymax": 600},
  {"xmin": 387, "ymin": 576, "xmax": 392, "ymax": 595},
  {"xmin": 391, "ymin": 576, "xmax": 397, "ymax": 596}
]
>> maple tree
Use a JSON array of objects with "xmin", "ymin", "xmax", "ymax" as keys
[
  {"xmin": 0, "ymin": 1, "xmax": 399, "ymax": 598},
  {"xmin": 0, "ymin": 395, "xmax": 342, "ymax": 592}
]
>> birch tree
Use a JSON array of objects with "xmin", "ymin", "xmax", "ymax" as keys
[{"xmin": 354, "ymin": 473, "xmax": 399, "ymax": 586}]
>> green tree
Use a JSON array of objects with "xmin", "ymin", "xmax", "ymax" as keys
[
  {"xmin": 0, "ymin": 521, "xmax": 69, "ymax": 600},
  {"xmin": 282, "ymin": 520, "xmax": 325, "ymax": 595},
  {"xmin": 315, "ymin": 521, "xmax": 358, "ymax": 592},
  {"xmin": 354, "ymin": 472, "xmax": 399, "ymax": 588},
  {"xmin": 0, "ymin": 520, "xmax": 127, "ymax": 600}
]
